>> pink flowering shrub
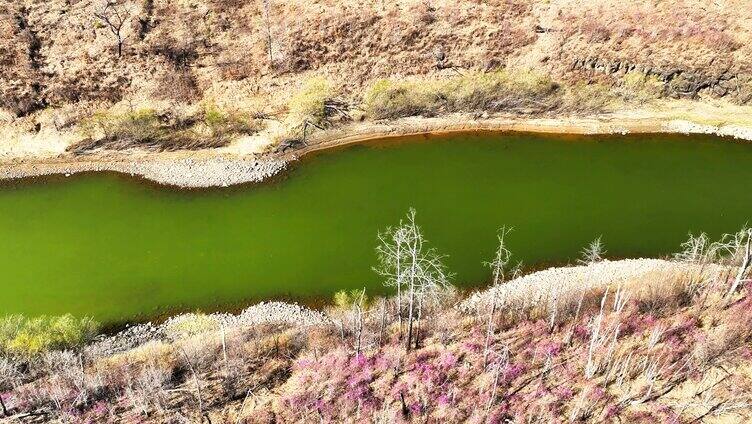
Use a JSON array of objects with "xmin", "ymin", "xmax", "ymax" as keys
[{"xmin": 6, "ymin": 262, "xmax": 752, "ymax": 422}]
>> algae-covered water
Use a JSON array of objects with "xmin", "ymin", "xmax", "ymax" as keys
[{"xmin": 2, "ymin": 132, "xmax": 751, "ymax": 323}]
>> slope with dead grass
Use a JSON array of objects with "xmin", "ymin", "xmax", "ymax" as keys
[
  {"xmin": 2, "ymin": 0, "xmax": 752, "ymax": 161},
  {"xmin": 2, "ymin": 244, "xmax": 751, "ymax": 422}
]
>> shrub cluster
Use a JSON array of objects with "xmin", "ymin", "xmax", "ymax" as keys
[
  {"xmin": 618, "ymin": 72, "xmax": 665, "ymax": 103},
  {"xmin": 162, "ymin": 312, "xmax": 219, "ymax": 340},
  {"xmin": 277, "ymin": 77, "xmax": 353, "ymax": 145},
  {"xmin": 333, "ymin": 289, "xmax": 371, "ymax": 309},
  {"xmin": 362, "ymin": 79, "xmax": 437, "ymax": 119},
  {"xmin": 287, "ymin": 77, "xmax": 333, "ymax": 128},
  {"xmin": 0, "ymin": 314, "xmax": 98, "ymax": 356},
  {"xmin": 202, "ymin": 102, "xmax": 261, "ymax": 138},
  {"xmin": 559, "ymin": 81, "xmax": 613, "ymax": 113},
  {"xmin": 363, "ymin": 69, "xmax": 559, "ymax": 120},
  {"xmin": 71, "ymin": 104, "xmax": 263, "ymax": 153},
  {"xmin": 79, "ymin": 109, "xmax": 164, "ymax": 146}
]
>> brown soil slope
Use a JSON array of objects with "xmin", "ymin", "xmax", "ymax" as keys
[{"xmin": 1, "ymin": 0, "xmax": 751, "ymax": 118}]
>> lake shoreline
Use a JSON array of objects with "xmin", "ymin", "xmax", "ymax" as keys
[
  {"xmin": 2, "ymin": 107, "xmax": 752, "ymax": 188},
  {"xmin": 87, "ymin": 258, "xmax": 711, "ymax": 355}
]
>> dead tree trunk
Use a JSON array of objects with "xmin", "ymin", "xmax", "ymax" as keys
[
  {"xmin": 727, "ymin": 232, "xmax": 751, "ymax": 299},
  {"xmin": 262, "ymin": 0, "xmax": 274, "ymax": 67},
  {"xmin": 179, "ymin": 348, "xmax": 204, "ymax": 419},
  {"xmin": 94, "ymin": 1, "xmax": 130, "ymax": 59},
  {"xmin": 483, "ymin": 293, "xmax": 498, "ymax": 370},
  {"xmin": 414, "ymin": 297, "xmax": 423, "ymax": 350},
  {"xmin": 406, "ymin": 280, "xmax": 415, "ymax": 351},
  {"xmin": 396, "ymin": 248, "xmax": 403, "ymax": 338},
  {"xmin": 354, "ymin": 289, "xmax": 365, "ymax": 356},
  {"xmin": 378, "ymin": 298, "xmax": 386, "ymax": 347},
  {"xmin": 0, "ymin": 394, "xmax": 8, "ymax": 417}
]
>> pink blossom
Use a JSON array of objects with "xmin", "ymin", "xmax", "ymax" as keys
[
  {"xmin": 350, "ymin": 353, "xmax": 368, "ymax": 367},
  {"xmin": 590, "ymin": 386, "xmax": 606, "ymax": 402},
  {"xmin": 438, "ymin": 351, "xmax": 458, "ymax": 369},
  {"xmin": 605, "ymin": 403, "xmax": 619, "ymax": 418},
  {"xmin": 502, "ymin": 363, "xmax": 526, "ymax": 383},
  {"xmin": 409, "ymin": 402, "xmax": 423, "ymax": 415},
  {"xmin": 296, "ymin": 358, "xmax": 314, "ymax": 369},
  {"xmin": 437, "ymin": 394, "xmax": 451, "ymax": 406},
  {"xmin": 573, "ymin": 324, "xmax": 589, "ymax": 340},
  {"xmin": 536, "ymin": 340, "xmax": 563, "ymax": 358},
  {"xmin": 553, "ymin": 386, "xmax": 574, "ymax": 401}
]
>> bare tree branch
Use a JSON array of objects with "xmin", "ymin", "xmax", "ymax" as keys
[{"xmin": 94, "ymin": 1, "xmax": 131, "ymax": 58}]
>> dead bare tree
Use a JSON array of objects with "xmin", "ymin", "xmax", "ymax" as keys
[
  {"xmin": 378, "ymin": 298, "xmax": 386, "ymax": 347},
  {"xmin": 578, "ymin": 236, "xmax": 606, "ymax": 265},
  {"xmin": 179, "ymin": 347, "xmax": 205, "ymax": 421},
  {"xmin": 375, "ymin": 225, "xmax": 410, "ymax": 337},
  {"xmin": 376, "ymin": 209, "xmax": 452, "ymax": 351},
  {"xmin": 725, "ymin": 228, "xmax": 752, "ymax": 299},
  {"xmin": 94, "ymin": 1, "xmax": 131, "ymax": 58},
  {"xmin": 483, "ymin": 227, "xmax": 512, "ymax": 369},
  {"xmin": 485, "ymin": 345, "xmax": 509, "ymax": 415},
  {"xmin": 261, "ymin": 0, "xmax": 274, "ymax": 67},
  {"xmin": 353, "ymin": 288, "xmax": 366, "ymax": 356}
]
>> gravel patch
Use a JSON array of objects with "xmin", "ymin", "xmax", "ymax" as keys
[
  {"xmin": 663, "ymin": 120, "xmax": 752, "ymax": 141},
  {"xmin": 0, "ymin": 156, "xmax": 287, "ymax": 188},
  {"xmin": 86, "ymin": 301, "xmax": 332, "ymax": 357}
]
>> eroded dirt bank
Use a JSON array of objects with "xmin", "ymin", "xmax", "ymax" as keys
[
  {"xmin": 3, "ymin": 0, "xmax": 752, "ymax": 187},
  {"xmin": 3, "ymin": 104, "xmax": 752, "ymax": 188}
]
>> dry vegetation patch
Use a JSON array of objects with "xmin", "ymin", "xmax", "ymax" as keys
[
  {"xmin": 2, "ymin": 0, "xmax": 751, "ymax": 156},
  {"xmin": 2, "ymin": 226, "xmax": 751, "ymax": 423}
]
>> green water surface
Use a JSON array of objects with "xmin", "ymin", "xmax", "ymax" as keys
[{"xmin": 2, "ymin": 132, "xmax": 751, "ymax": 322}]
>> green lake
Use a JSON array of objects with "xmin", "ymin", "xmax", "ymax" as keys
[{"xmin": 2, "ymin": 132, "xmax": 752, "ymax": 323}]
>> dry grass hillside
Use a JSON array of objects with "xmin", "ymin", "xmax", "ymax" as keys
[
  {"xmin": 1, "ymin": 0, "xmax": 752, "ymax": 157},
  {"xmin": 2, "ymin": 238, "xmax": 752, "ymax": 423}
]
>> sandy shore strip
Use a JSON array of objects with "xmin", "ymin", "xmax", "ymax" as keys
[{"xmin": 2, "ymin": 105, "xmax": 752, "ymax": 188}]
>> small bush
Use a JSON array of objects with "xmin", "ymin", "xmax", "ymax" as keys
[
  {"xmin": 151, "ymin": 68, "xmax": 200, "ymax": 102},
  {"xmin": 443, "ymin": 69, "xmax": 557, "ymax": 111},
  {"xmin": 276, "ymin": 77, "xmax": 343, "ymax": 144},
  {"xmin": 363, "ymin": 79, "xmax": 439, "ymax": 120},
  {"xmin": 333, "ymin": 289, "xmax": 371, "ymax": 309},
  {"xmin": 619, "ymin": 72, "xmax": 664, "ymax": 103},
  {"xmin": 560, "ymin": 82, "xmax": 613, "ymax": 113},
  {"xmin": 363, "ymin": 69, "xmax": 559, "ymax": 120},
  {"xmin": 202, "ymin": 102, "xmax": 262, "ymax": 138},
  {"xmin": 0, "ymin": 314, "xmax": 98, "ymax": 356},
  {"xmin": 148, "ymin": 35, "xmax": 198, "ymax": 68},
  {"xmin": 79, "ymin": 108, "xmax": 164, "ymax": 145},
  {"xmin": 163, "ymin": 312, "xmax": 219, "ymax": 340},
  {"xmin": 72, "ymin": 103, "xmax": 263, "ymax": 153},
  {"xmin": 287, "ymin": 77, "xmax": 333, "ymax": 128},
  {"xmin": 97, "ymin": 340, "xmax": 177, "ymax": 376}
]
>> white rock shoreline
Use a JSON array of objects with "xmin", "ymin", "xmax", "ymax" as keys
[
  {"xmin": 3, "ymin": 112, "xmax": 752, "ymax": 188},
  {"xmin": 0, "ymin": 155, "xmax": 288, "ymax": 188},
  {"xmin": 85, "ymin": 258, "xmax": 729, "ymax": 358},
  {"xmin": 460, "ymin": 258, "xmax": 729, "ymax": 312},
  {"xmin": 86, "ymin": 301, "xmax": 332, "ymax": 357}
]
